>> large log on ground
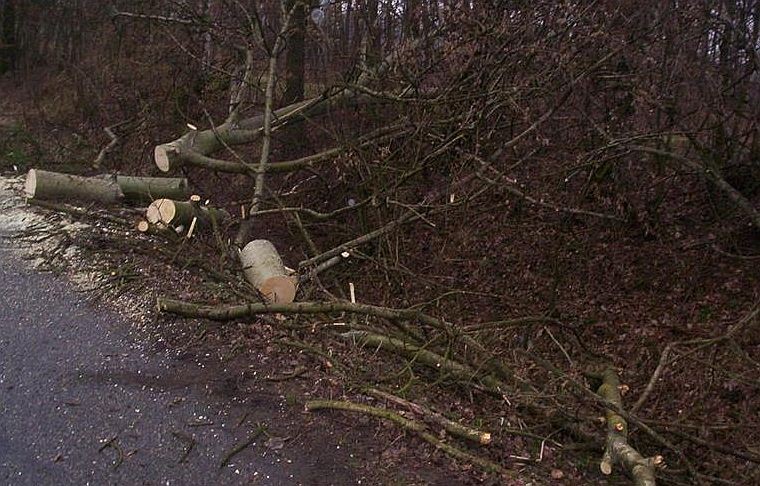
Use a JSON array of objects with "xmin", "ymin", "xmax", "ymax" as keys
[
  {"xmin": 115, "ymin": 175, "xmax": 188, "ymax": 202},
  {"xmin": 239, "ymin": 239, "xmax": 296, "ymax": 303},
  {"xmin": 25, "ymin": 169, "xmax": 123, "ymax": 204},
  {"xmin": 25, "ymin": 169, "xmax": 189, "ymax": 204},
  {"xmin": 145, "ymin": 198, "xmax": 230, "ymax": 229}
]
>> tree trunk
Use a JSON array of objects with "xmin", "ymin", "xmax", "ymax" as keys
[
  {"xmin": 25, "ymin": 169, "xmax": 189, "ymax": 205},
  {"xmin": 115, "ymin": 175, "xmax": 188, "ymax": 202},
  {"xmin": 0, "ymin": 0, "xmax": 17, "ymax": 73},
  {"xmin": 239, "ymin": 239, "xmax": 296, "ymax": 303},
  {"xmin": 25, "ymin": 169, "xmax": 123, "ymax": 204},
  {"xmin": 403, "ymin": 0, "xmax": 420, "ymax": 39},
  {"xmin": 281, "ymin": 0, "xmax": 306, "ymax": 105},
  {"xmin": 363, "ymin": 0, "xmax": 380, "ymax": 68}
]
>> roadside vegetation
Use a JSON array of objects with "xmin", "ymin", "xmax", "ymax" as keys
[{"xmin": 1, "ymin": 1, "xmax": 759, "ymax": 484}]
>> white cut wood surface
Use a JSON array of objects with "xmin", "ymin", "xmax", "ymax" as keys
[{"xmin": 240, "ymin": 239, "xmax": 296, "ymax": 303}]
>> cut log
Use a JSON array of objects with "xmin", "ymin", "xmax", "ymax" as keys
[
  {"xmin": 25, "ymin": 169, "xmax": 189, "ymax": 204},
  {"xmin": 154, "ymin": 142, "xmax": 183, "ymax": 173},
  {"xmin": 134, "ymin": 219, "xmax": 180, "ymax": 240},
  {"xmin": 115, "ymin": 175, "xmax": 188, "ymax": 202},
  {"xmin": 239, "ymin": 239, "xmax": 296, "ymax": 303},
  {"xmin": 25, "ymin": 169, "xmax": 123, "ymax": 204},
  {"xmin": 145, "ymin": 198, "xmax": 230, "ymax": 229},
  {"xmin": 136, "ymin": 219, "xmax": 151, "ymax": 232}
]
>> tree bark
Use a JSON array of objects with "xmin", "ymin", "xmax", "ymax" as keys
[
  {"xmin": 115, "ymin": 175, "xmax": 188, "ymax": 202},
  {"xmin": 24, "ymin": 169, "xmax": 189, "ymax": 205},
  {"xmin": 25, "ymin": 169, "xmax": 123, "ymax": 204},
  {"xmin": 0, "ymin": 0, "xmax": 16, "ymax": 73},
  {"xmin": 282, "ymin": 0, "xmax": 306, "ymax": 105},
  {"xmin": 597, "ymin": 368, "xmax": 660, "ymax": 486},
  {"xmin": 145, "ymin": 198, "xmax": 229, "ymax": 229},
  {"xmin": 239, "ymin": 239, "xmax": 296, "ymax": 303}
]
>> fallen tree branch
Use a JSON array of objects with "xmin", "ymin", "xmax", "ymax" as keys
[
  {"xmin": 298, "ymin": 209, "xmax": 419, "ymax": 268},
  {"xmin": 107, "ymin": 5, "xmax": 194, "ymax": 25},
  {"xmin": 596, "ymin": 368, "xmax": 661, "ymax": 485},
  {"xmin": 156, "ymin": 297, "xmax": 447, "ymax": 328},
  {"xmin": 265, "ymin": 365, "xmax": 309, "ymax": 382},
  {"xmin": 220, "ymin": 427, "xmax": 264, "ymax": 468},
  {"xmin": 664, "ymin": 428, "xmax": 760, "ymax": 464},
  {"xmin": 92, "ymin": 124, "xmax": 121, "ymax": 169},
  {"xmin": 519, "ymin": 351, "xmax": 701, "ymax": 484},
  {"xmin": 155, "ymin": 296, "xmax": 520, "ymax": 387},
  {"xmin": 630, "ymin": 342, "xmax": 675, "ymax": 414},
  {"xmin": 465, "ymin": 151, "xmax": 624, "ymax": 222},
  {"xmin": 153, "ymin": 36, "xmax": 423, "ymax": 172},
  {"xmin": 632, "ymin": 303, "xmax": 759, "ymax": 413},
  {"xmin": 366, "ymin": 388, "xmax": 492, "ymax": 445},
  {"xmin": 298, "ymin": 170, "xmax": 484, "ymax": 269},
  {"xmin": 171, "ymin": 431, "xmax": 196, "ymax": 463},
  {"xmin": 164, "ymin": 125, "xmax": 409, "ymax": 175},
  {"xmin": 154, "ymin": 93, "xmax": 380, "ymax": 172},
  {"xmin": 342, "ymin": 331, "xmax": 507, "ymax": 395},
  {"xmin": 305, "ymin": 399, "xmax": 509, "ymax": 475}
]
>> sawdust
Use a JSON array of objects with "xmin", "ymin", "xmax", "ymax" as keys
[{"xmin": 0, "ymin": 174, "xmax": 149, "ymax": 327}]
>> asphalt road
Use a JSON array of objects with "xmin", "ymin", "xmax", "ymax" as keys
[{"xmin": 0, "ymin": 233, "xmax": 360, "ymax": 485}]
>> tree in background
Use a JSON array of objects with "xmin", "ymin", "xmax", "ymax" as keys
[{"xmin": 0, "ymin": 0, "xmax": 16, "ymax": 73}]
